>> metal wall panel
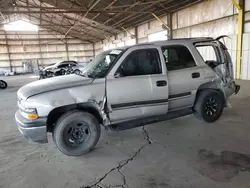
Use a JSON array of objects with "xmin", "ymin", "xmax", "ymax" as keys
[
  {"xmin": 176, "ymin": 0, "xmax": 233, "ymax": 29},
  {"xmin": 246, "ymin": 0, "xmax": 250, "ymax": 11},
  {"xmin": 241, "ymin": 34, "xmax": 250, "ymax": 80}
]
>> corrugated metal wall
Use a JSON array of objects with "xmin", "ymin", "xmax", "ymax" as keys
[
  {"xmin": 0, "ymin": 28, "xmax": 93, "ymax": 74},
  {"xmin": 94, "ymin": 0, "xmax": 250, "ymax": 80},
  {"xmin": 2, "ymin": 0, "xmax": 250, "ymax": 80}
]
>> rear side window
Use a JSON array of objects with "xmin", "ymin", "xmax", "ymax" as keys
[
  {"xmin": 58, "ymin": 64, "xmax": 69, "ymax": 68},
  {"xmin": 120, "ymin": 49, "xmax": 162, "ymax": 77},
  {"xmin": 196, "ymin": 45, "xmax": 218, "ymax": 62},
  {"xmin": 162, "ymin": 45, "xmax": 196, "ymax": 71}
]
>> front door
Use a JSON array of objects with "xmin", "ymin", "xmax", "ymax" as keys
[{"xmin": 106, "ymin": 47, "xmax": 169, "ymax": 123}]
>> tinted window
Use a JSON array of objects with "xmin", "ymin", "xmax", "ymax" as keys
[
  {"xmin": 120, "ymin": 49, "xmax": 162, "ymax": 77},
  {"xmin": 70, "ymin": 63, "xmax": 77, "ymax": 67},
  {"xmin": 162, "ymin": 46, "xmax": 196, "ymax": 71},
  {"xmin": 58, "ymin": 64, "xmax": 69, "ymax": 68}
]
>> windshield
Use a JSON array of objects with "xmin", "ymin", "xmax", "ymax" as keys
[{"xmin": 82, "ymin": 49, "xmax": 123, "ymax": 78}]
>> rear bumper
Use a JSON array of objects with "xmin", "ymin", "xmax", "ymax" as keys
[
  {"xmin": 224, "ymin": 81, "xmax": 240, "ymax": 98},
  {"xmin": 235, "ymin": 84, "xmax": 240, "ymax": 94},
  {"xmin": 15, "ymin": 111, "xmax": 48, "ymax": 143}
]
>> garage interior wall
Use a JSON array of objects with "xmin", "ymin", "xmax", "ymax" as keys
[
  {"xmin": 0, "ymin": 28, "xmax": 94, "ymax": 74},
  {"xmin": 1, "ymin": 0, "xmax": 250, "ymax": 80},
  {"xmin": 94, "ymin": 0, "xmax": 250, "ymax": 80}
]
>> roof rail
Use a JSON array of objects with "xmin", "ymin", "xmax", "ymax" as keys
[{"xmin": 170, "ymin": 37, "xmax": 214, "ymax": 40}]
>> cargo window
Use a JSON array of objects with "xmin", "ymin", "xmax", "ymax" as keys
[
  {"xmin": 196, "ymin": 45, "xmax": 218, "ymax": 62},
  {"xmin": 162, "ymin": 45, "xmax": 196, "ymax": 71},
  {"xmin": 195, "ymin": 43, "xmax": 222, "ymax": 68}
]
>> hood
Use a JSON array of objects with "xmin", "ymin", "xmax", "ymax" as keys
[
  {"xmin": 18, "ymin": 74, "xmax": 93, "ymax": 100},
  {"xmin": 43, "ymin": 65, "xmax": 56, "ymax": 71}
]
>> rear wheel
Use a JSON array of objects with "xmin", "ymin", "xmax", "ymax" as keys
[
  {"xmin": 0, "ymin": 80, "xmax": 7, "ymax": 89},
  {"xmin": 194, "ymin": 90, "xmax": 224, "ymax": 123},
  {"xmin": 52, "ymin": 111, "xmax": 101, "ymax": 156}
]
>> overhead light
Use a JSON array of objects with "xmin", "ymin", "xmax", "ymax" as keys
[
  {"xmin": 12, "ymin": 0, "xmax": 16, "ymax": 6},
  {"xmin": 4, "ymin": 20, "xmax": 38, "ymax": 31}
]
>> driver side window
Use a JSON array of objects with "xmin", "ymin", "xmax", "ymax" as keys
[{"xmin": 119, "ymin": 49, "xmax": 162, "ymax": 77}]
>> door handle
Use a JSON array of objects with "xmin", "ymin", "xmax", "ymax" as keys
[
  {"xmin": 156, "ymin": 80, "xmax": 167, "ymax": 87},
  {"xmin": 192, "ymin": 72, "xmax": 200, "ymax": 78}
]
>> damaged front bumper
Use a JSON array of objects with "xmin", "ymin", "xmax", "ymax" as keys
[{"xmin": 15, "ymin": 110, "xmax": 48, "ymax": 143}]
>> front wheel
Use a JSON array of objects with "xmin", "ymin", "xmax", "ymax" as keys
[
  {"xmin": 0, "ymin": 80, "xmax": 7, "ymax": 89},
  {"xmin": 52, "ymin": 111, "xmax": 101, "ymax": 156},
  {"xmin": 74, "ymin": 69, "xmax": 81, "ymax": 75},
  {"xmin": 194, "ymin": 90, "xmax": 224, "ymax": 123}
]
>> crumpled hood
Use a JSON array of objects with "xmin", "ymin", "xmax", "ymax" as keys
[{"xmin": 18, "ymin": 74, "xmax": 93, "ymax": 100}]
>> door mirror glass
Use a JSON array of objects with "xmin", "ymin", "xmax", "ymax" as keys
[
  {"xmin": 115, "ymin": 66, "xmax": 125, "ymax": 78},
  {"xmin": 114, "ymin": 72, "xmax": 122, "ymax": 78}
]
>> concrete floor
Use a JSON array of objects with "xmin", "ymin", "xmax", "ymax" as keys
[{"xmin": 1, "ymin": 75, "xmax": 250, "ymax": 188}]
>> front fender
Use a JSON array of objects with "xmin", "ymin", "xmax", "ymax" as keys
[{"xmin": 26, "ymin": 79, "xmax": 106, "ymax": 117}]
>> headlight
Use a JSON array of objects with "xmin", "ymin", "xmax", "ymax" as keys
[{"xmin": 20, "ymin": 108, "xmax": 38, "ymax": 120}]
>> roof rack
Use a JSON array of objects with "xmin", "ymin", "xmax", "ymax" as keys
[{"xmin": 169, "ymin": 37, "xmax": 214, "ymax": 40}]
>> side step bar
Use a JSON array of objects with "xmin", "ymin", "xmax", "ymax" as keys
[{"xmin": 107, "ymin": 108, "xmax": 193, "ymax": 132}]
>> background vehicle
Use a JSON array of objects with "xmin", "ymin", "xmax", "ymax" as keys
[
  {"xmin": 43, "ymin": 61, "xmax": 86, "ymax": 72},
  {"xmin": 0, "ymin": 80, "xmax": 7, "ymax": 89},
  {"xmin": 15, "ymin": 37, "xmax": 240, "ymax": 156},
  {"xmin": 39, "ymin": 61, "xmax": 86, "ymax": 79}
]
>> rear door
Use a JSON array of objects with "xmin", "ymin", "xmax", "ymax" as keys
[
  {"xmin": 106, "ymin": 47, "xmax": 169, "ymax": 122},
  {"xmin": 161, "ymin": 45, "xmax": 205, "ymax": 110}
]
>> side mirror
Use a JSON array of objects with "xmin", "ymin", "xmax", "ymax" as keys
[
  {"xmin": 114, "ymin": 72, "xmax": 122, "ymax": 78},
  {"xmin": 114, "ymin": 66, "xmax": 124, "ymax": 78},
  {"xmin": 89, "ymin": 59, "xmax": 93, "ymax": 62}
]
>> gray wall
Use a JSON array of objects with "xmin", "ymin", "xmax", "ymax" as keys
[
  {"xmin": 0, "ymin": 29, "xmax": 94, "ymax": 74},
  {"xmin": 94, "ymin": 0, "xmax": 250, "ymax": 80},
  {"xmin": 2, "ymin": 0, "xmax": 250, "ymax": 79}
]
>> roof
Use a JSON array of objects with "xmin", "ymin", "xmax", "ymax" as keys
[
  {"xmin": 0, "ymin": 0, "xmax": 202, "ymax": 43},
  {"xmin": 125, "ymin": 37, "xmax": 215, "ymax": 47}
]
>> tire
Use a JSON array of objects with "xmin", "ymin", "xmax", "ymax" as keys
[
  {"xmin": 194, "ymin": 90, "xmax": 224, "ymax": 123},
  {"xmin": 52, "ymin": 110, "xmax": 101, "ymax": 156},
  {"xmin": 74, "ymin": 69, "xmax": 81, "ymax": 75},
  {"xmin": 0, "ymin": 80, "xmax": 7, "ymax": 89}
]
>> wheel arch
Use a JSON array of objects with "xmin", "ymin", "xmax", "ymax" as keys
[
  {"xmin": 46, "ymin": 102, "xmax": 103, "ymax": 132},
  {"xmin": 195, "ymin": 81, "xmax": 226, "ymax": 106}
]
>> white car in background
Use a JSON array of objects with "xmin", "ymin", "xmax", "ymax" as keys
[{"xmin": 43, "ymin": 61, "xmax": 86, "ymax": 75}]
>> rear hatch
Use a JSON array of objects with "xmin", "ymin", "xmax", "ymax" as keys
[{"xmin": 195, "ymin": 37, "xmax": 234, "ymax": 84}]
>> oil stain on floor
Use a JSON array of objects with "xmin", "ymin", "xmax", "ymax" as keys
[{"xmin": 195, "ymin": 149, "xmax": 250, "ymax": 182}]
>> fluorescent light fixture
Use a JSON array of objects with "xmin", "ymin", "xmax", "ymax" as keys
[{"xmin": 4, "ymin": 20, "xmax": 38, "ymax": 31}]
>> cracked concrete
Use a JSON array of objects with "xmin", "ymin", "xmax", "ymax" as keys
[
  {"xmin": 83, "ymin": 126, "xmax": 152, "ymax": 188},
  {"xmin": 1, "ymin": 75, "xmax": 250, "ymax": 188}
]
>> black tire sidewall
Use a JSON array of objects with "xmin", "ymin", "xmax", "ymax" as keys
[
  {"xmin": 195, "ymin": 90, "xmax": 224, "ymax": 123},
  {"xmin": 74, "ymin": 69, "xmax": 80, "ymax": 75},
  {"xmin": 0, "ymin": 80, "xmax": 7, "ymax": 89},
  {"xmin": 53, "ymin": 111, "xmax": 101, "ymax": 156}
]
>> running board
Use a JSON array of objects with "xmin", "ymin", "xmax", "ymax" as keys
[{"xmin": 107, "ymin": 108, "xmax": 193, "ymax": 132}]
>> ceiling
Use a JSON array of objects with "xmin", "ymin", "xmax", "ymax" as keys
[{"xmin": 0, "ymin": 0, "xmax": 202, "ymax": 43}]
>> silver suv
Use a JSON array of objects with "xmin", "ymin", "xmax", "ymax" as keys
[{"xmin": 15, "ymin": 37, "xmax": 240, "ymax": 156}]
